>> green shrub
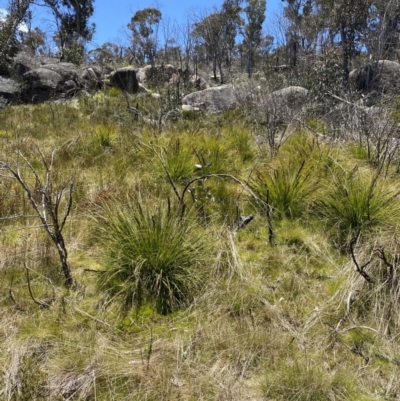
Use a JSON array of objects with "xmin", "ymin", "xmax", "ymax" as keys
[
  {"xmin": 303, "ymin": 60, "xmax": 344, "ymax": 113},
  {"xmin": 96, "ymin": 198, "xmax": 211, "ymax": 314}
]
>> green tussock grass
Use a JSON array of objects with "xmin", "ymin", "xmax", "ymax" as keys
[{"xmin": 1, "ymin": 90, "xmax": 400, "ymax": 400}]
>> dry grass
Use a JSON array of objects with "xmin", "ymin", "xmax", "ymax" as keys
[{"xmin": 1, "ymin": 90, "xmax": 400, "ymax": 400}]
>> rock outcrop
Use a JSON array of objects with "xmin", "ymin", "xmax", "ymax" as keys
[
  {"xmin": 0, "ymin": 77, "xmax": 21, "ymax": 107},
  {"xmin": 182, "ymin": 84, "xmax": 237, "ymax": 114},
  {"xmin": 350, "ymin": 60, "xmax": 400, "ymax": 90},
  {"xmin": 349, "ymin": 60, "xmax": 400, "ymax": 106},
  {"xmin": 78, "ymin": 67, "xmax": 102, "ymax": 91},
  {"xmin": 136, "ymin": 64, "xmax": 178, "ymax": 84},
  {"xmin": 266, "ymin": 86, "xmax": 309, "ymax": 110},
  {"xmin": 189, "ymin": 74, "xmax": 209, "ymax": 90},
  {"xmin": 23, "ymin": 62, "xmax": 80, "ymax": 100},
  {"xmin": 12, "ymin": 53, "xmax": 61, "ymax": 77},
  {"xmin": 108, "ymin": 67, "xmax": 139, "ymax": 94},
  {"xmin": 349, "ymin": 60, "xmax": 400, "ymax": 104}
]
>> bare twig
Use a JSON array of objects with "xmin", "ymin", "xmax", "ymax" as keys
[
  {"xmin": 325, "ymin": 91, "xmax": 365, "ymax": 110},
  {"xmin": 349, "ymin": 230, "xmax": 374, "ymax": 284},
  {"xmin": 9, "ymin": 276, "xmax": 16, "ymax": 305},
  {"xmin": 0, "ymin": 149, "xmax": 76, "ymax": 287},
  {"xmin": 375, "ymin": 246, "xmax": 395, "ymax": 284},
  {"xmin": 24, "ymin": 262, "xmax": 55, "ymax": 309},
  {"xmin": 265, "ymin": 187, "xmax": 274, "ymax": 244}
]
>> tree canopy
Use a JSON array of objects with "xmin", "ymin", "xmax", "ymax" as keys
[{"xmin": 128, "ymin": 7, "xmax": 162, "ymax": 65}]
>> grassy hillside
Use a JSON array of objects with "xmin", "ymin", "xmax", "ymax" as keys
[{"xmin": 1, "ymin": 85, "xmax": 400, "ymax": 400}]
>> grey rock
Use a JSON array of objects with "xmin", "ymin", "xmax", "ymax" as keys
[
  {"xmin": 23, "ymin": 62, "xmax": 79, "ymax": 100},
  {"xmin": 24, "ymin": 68, "xmax": 63, "ymax": 90},
  {"xmin": 78, "ymin": 67, "xmax": 100, "ymax": 91},
  {"xmin": 39, "ymin": 57, "xmax": 62, "ymax": 65},
  {"xmin": 189, "ymin": 74, "xmax": 208, "ymax": 90},
  {"xmin": 136, "ymin": 64, "xmax": 178, "ymax": 84},
  {"xmin": 182, "ymin": 84, "xmax": 237, "ymax": 114},
  {"xmin": 170, "ymin": 73, "xmax": 180, "ymax": 85},
  {"xmin": 136, "ymin": 65, "xmax": 155, "ymax": 83},
  {"xmin": 138, "ymin": 83, "xmax": 151, "ymax": 93},
  {"xmin": 182, "ymin": 104, "xmax": 201, "ymax": 112},
  {"xmin": 0, "ymin": 76, "xmax": 21, "ymax": 106},
  {"xmin": 12, "ymin": 52, "xmax": 40, "ymax": 77},
  {"xmin": 266, "ymin": 86, "xmax": 309, "ymax": 110},
  {"xmin": 94, "ymin": 64, "xmax": 114, "ymax": 75},
  {"xmin": 109, "ymin": 67, "xmax": 139, "ymax": 94},
  {"xmin": 0, "ymin": 76, "xmax": 21, "ymax": 97},
  {"xmin": 87, "ymin": 65, "xmax": 103, "ymax": 78},
  {"xmin": 39, "ymin": 63, "xmax": 79, "ymax": 81},
  {"xmin": 64, "ymin": 80, "xmax": 77, "ymax": 90},
  {"xmin": 11, "ymin": 53, "xmax": 58, "ymax": 76},
  {"xmin": 350, "ymin": 60, "xmax": 400, "ymax": 103}
]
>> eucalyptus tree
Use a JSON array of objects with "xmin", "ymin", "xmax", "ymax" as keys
[
  {"xmin": 177, "ymin": 17, "xmax": 194, "ymax": 72},
  {"xmin": 192, "ymin": 1, "xmax": 242, "ymax": 82},
  {"xmin": 19, "ymin": 26, "xmax": 46, "ymax": 55},
  {"xmin": 127, "ymin": 7, "xmax": 162, "ymax": 65},
  {"xmin": 192, "ymin": 10, "xmax": 225, "ymax": 81},
  {"xmin": 0, "ymin": 0, "xmax": 31, "ymax": 73},
  {"xmin": 89, "ymin": 41, "xmax": 125, "ymax": 67},
  {"xmin": 38, "ymin": 0, "xmax": 95, "ymax": 62},
  {"xmin": 160, "ymin": 16, "xmax": 179, "ymax": 65},
  {"xmin": 221, "ymin": 0, "xmax": 243, "ymax": 69},
  {"xmin": 282, "ymin": 0, "xmax": 375, "ymax": 85},
  {"xmin": 242, "ymin": 0, "xmax": 266, "ymax": 77},
  {"xmin": 365, "ymin": 0, "xmax": 400, "ymax": 61},
  {"xmin": 306, "ymin": 0, "xmax": 371, "ymax": 86},
  {"xmin": 281, "ymin": 0, "xmax": 322, "ymax": 68},
  {"xmin": 332, "ymin": 0, "xmax": 371, "ymax": 85}
]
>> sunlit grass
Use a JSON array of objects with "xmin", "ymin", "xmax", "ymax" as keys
[{"xmin": 2, "ymin": 88, "xmax": 400, "ymax": 399}]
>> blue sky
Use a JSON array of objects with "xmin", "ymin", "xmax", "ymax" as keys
[
  {"xmin": 87, "ymin": 0, "xmax": 283, "ymax": 47},
  {"xmin": 0, "ymin": 0, "xmax": 284, "ymax": 48}
]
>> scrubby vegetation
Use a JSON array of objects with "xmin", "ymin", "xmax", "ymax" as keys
[{"xmin": 2, "ymin": 80, "xmax": 400, "ymax": 401}]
